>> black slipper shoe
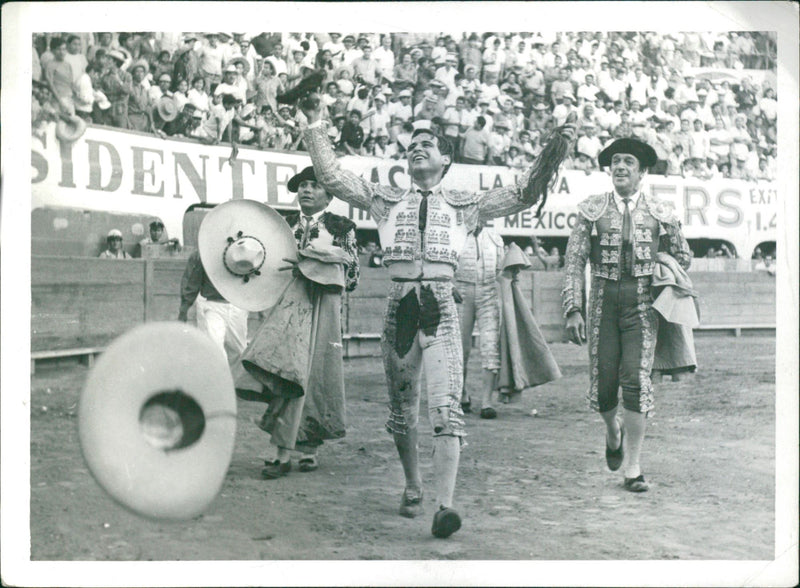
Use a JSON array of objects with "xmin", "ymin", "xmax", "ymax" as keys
[
  {"xmin": 399, "ymin": 488, "xmax": 424, "ymax": 518},
  {"xmin": 298, "ymin": 456, "xmax": 318, "ymax": 472},
  {"xmin": 431, "ymin": 506, "xmax": 461, "ymax": 538},
  {"xmin": 480, "ymin": 407, "xmax": 497, "ymax": 419},
  {"xmin": 262, "ymin": 459, "xmax": 291, "ymax": 480},
  {"xmin": 623, "ymin": 474, "xmax": 649, "ymax": 492},
  {"xmin": 605, "ymin": 427, "xmax": 624, "ymax": 471},
  {"xmin": 461, "ymin": 397, "xmax": 472, "ymax": 414}
]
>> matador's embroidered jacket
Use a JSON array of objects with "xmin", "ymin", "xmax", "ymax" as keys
[
  {"xmin": 285, "ymin": 210, "xmax": 360, "ymax": 292},
  {"xmin": 561, "ymin": 191, "xmax": 692, "ymax": 317},
  {"xmin": 302, "ymin": 125, "xmax": 548, "ymax": 271}
]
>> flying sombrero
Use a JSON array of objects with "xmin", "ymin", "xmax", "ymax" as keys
[
  {"xmin": 198, "ymin": 199, "xmax": 297, "ymax": 312},
  {"xmin": 79, "ymin": 322, "xmax": 237, "ymax": 520}
]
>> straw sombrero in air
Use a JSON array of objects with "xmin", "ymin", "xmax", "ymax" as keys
[{"xmin": 198, "ymin": 200, "xmax": 297, "ymax": 312}]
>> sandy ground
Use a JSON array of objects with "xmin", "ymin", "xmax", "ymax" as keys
[{"xmin": 29, "ymin": 335, "xmax": 775, "ymax": 562}]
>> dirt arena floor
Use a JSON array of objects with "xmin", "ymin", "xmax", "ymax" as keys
[{"xmin": 29, "ymin": 335, "xmax": 775, "ymax": 561}]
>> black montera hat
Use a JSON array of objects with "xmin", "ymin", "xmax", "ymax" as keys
[
  {"xmin": 287, "ymin": 166, "xmax": 317, "ymax": 193},
  {"xmin": 598, "ymin": 137, "xmax": 658, "ymax": 169}
]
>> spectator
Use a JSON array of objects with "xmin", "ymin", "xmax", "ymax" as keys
[
  {"xmin": 756, "ymin": 157, "xmax": 774, "ymax": 181},
  {"xmin": 352, "ymin": 43, "xmax": 381, "ymax": 86},
  {"xmin": 393, "ymin": 52, "xmax": 417, "ymax": 91},
  {"xmin": 505, "ymin": 144, "xmax": 526, "ymax": 169},
  {"xmin": 460, "ymin": 115, "xmax": 490, "ymax": 164},
  {"xmin": 488, "ymin": 119, "xmax": 511, "ymax": 165},
  {"xmin": 369, "ymin": 93, "xmax": 391, "ymax": 138},
  {"xmin": 194, "ymin": 93, "xmax": 238, "ymax": 145},
  {"xmin": 100, "ymin": 49, "xmax": 131, "ymax": 128},
  {"xmin": 214, "ymin": 64, "xmax": 247, "ymax": 103},
  {"xmin": 688, "ymin": 117, "xmax": 710, "ymax": 161},
  {"xmin": 88, "ymin": 32, "xmax": 114, "ymax": 64},
  {"xmin": 286, "ymin": 47, "xmax": 309, "ymax": 89},
  {"xmin": 173, "ymin": 36, "xmax": 200, "ymax": 88},
  {"xmin": 43, "ymin": 37, "xmax": 75, "ymax": 115},
  {"xmin": 253, "ymin": 60, "xmax": 282, "ymax": 116},
  {"xmin": 338, "ymin": 109, "xmax": 365, "ymax": 155},
  {"xmin": 99, "ymin": 229, "xmax": 132, "ymax": 259},
  {"xmin": 552, "ymin": 92, "xmax": 576, "ymax": 126},
  {"xmin": 577, "ymin": 122, "xmax": 602, "ymax": 163},
  {"xmin": 197, "ymin": 33, "xmax": 226, "ymax": 88},
  {"xmin": 73, "ymin": 61, "xmax": 96, "ymax": 122},
  {"xmin": 163, "ymin": 103, "xmax": 199, "ymax": 137},
  {"xmin": 730, "ymin": 153, "xmax": 754, "ymax": 181},
  {"xmin": 149, "ymin": 72, "xmax": 173, "ymax": 103},
  {"xmin": 187, "ymin": 75, "xmax": 210, "ymax": 114},
  {"xmin": 341, "ymin": 35, "xmax": 361, "ymax": 66},
  {"xmin": 373, "ymin": 34, "xmax": 396, "ymax": 83},
  {"xmin": 64, "ymin": 35, "xmax": 88, "ymax": 86},
  {"xmin": 127, "ymin": 61, "xmax": 155, "ymax": 132},
  {"xmin": 322, "ymin": 32, "xmax": 345, "ymax": 68}
]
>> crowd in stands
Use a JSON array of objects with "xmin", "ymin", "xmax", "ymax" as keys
[{"xmin": 33, "ymin": 31, "xmax": 777, "ymax": 179}]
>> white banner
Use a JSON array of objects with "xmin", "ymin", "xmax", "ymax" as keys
[{"xmin": 32, "ymin": 123, "xmax": 777, "ymax": 257}]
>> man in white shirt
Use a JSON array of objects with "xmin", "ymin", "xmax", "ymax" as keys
[
  {"xmin": 265, "ymin": 42, "xmax": 288, "ymax": 76},
  {"xmin": 323, "ymin": 32, "xmax": 345, "ymax": 68},
  {"xmin": 341, "ymin": 35, "xmax": 362, "ymax": 67},
  {"xmin": 214, "ymin": 65, "xmax": 247, "ymax": 103},
  {"xmin": 373, "ymin": 34, "xmax": 395, "ymax": 82},
  {"xmin": 577, "ymin": 73, "xmax": 600, "ymax": 104},
  {"xmin": 576, "ymin": 122, "xmax": 602, "ymax": 163}
]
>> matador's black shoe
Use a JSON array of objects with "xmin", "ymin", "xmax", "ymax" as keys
[
  {"xmin": 624, "ymin": 474, "xmax": 649, "ymax": 493},
  {"xmin": 262, "ymin": 459, "xmax": 291, "ymax": 480},
  {"xmin": 431, "ymin": 506, "xmax": 461, "ymax": 539}
]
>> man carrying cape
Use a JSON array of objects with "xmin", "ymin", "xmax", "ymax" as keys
[{"xmin": 561, "ymin": 137, "xmax": 694, "ymax": 493}]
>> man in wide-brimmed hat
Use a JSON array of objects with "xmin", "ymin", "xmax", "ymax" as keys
[
  {"xmin": 299, "ymin": 85, "xmax": 576, "ymax": 539},
  {"xmin": 99, "ymin": 49, "xmax": 132, "ymax": 128},
  {"xmin": 238, "ymin": 167, "xmax": 360, "ymax": 479},
  {"xmin": 561, "ymin": 137, "xmax": 692, "ymax": 493}
]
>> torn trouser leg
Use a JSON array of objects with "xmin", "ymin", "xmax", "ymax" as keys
[{"xmin": 382, "ymin": 281, "xmax": 466, "ymax": 442}]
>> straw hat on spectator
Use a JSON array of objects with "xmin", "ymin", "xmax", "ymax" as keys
[
  {"xmin": 107, "ymin": 229, "xmax": 123, "ymax": 239},
  {"xmin": 130, "ymin": 59, "xmax": 149, "ymax": 74},
  {"xmin": 56, "ymin": 114, "xmax": 87, "ymax": 143},
  {"xmin": 398, "ymin": 89, "xmax": 412, "ymax": 99},
  {"xmin": 224, "ymin": 64, "xmax": 238, "ymax": 74},
  {"xmin": 107, "ymin": 49, "xmax": 126, "ymax": 65},
  {"xmin": 373, "ymin": 93, "xmax": 386, "ymax": 103},
  {"xmin": 533, "ymin": 102, "xmax": 548, "ymax": 111},
  {"xmin": 154, "ymin": 96, "xmax": 179, "ymax": 122},
  {"xmin": 217, "ymin": 32, "xmax": 232, "ymax": 40},
  {"xmin": 229, "ymin": 56, "xmax": 250, "ymax": 75}
]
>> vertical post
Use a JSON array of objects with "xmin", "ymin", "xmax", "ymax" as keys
[{"xmin": 143, "ymin": 258, "xmax": 154, "ymax": 322}]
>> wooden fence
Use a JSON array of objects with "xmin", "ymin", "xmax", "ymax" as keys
[{"xmin": 30, "ymin": 255, "xmax": 777, "ymax": 369}]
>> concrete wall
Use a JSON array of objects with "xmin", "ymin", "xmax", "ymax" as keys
[{"xmin": 31, "ymin": 256, "xmax": 777, "ymax": 357}]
